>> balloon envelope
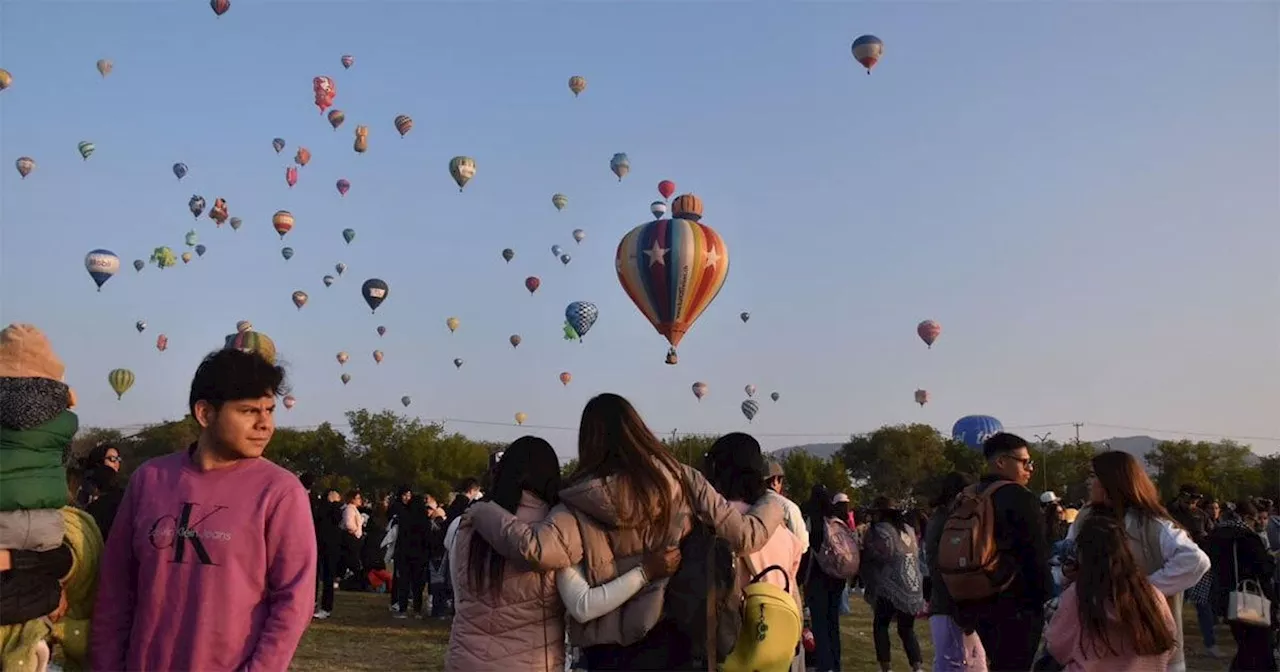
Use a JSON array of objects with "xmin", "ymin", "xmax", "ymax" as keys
[
  {"xmin": 362, "ymin": 278, "xmax": 389, "ymax": 312},
  {"xmin": 565, "ymin": 301, "xmax": 598, "ymax": 339},
  {"xmin": 952, "ymin": 415, "xmax": 1003, "ymax": 450},
  {"xmin": 84, "ymin": 249, "xmax": 120, "ymax": 290},
  {"xmin": 917, "ymin": 320, "xmax": 942, "ymax": 348}
]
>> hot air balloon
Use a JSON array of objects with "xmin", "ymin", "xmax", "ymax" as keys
[
  {"xmin": 453, "ymin": 358, "xmax": 464, "ymax": 369},
  {"xmin": 568, "ymin": 76, "xmax": 586, "ymax": 97},
  {"xmin": 336, "ymin": 178, "xmax": 350, "ymax": 196},
  {"xmin": 189, "ymin": 195, "xmax": 205, "ymax": 218},
  {"xmin": 552, "ymin": 193, "xmax": 568, "ymax": 211},
  {"xmin": 560, "ymin": 254, "xmax": 572, "ymax": 266},
  {"xmin": 502, "ymin": 248, "xmax": 515, "ymax": 263},
  {"xmin": 236, "ymin": 321, "xmax": 253, "ymax": 333},
  {"xmin": 195, "ymin": 244, "xmax": 207, "ymax": 257},
  {"xmin": 559, "ymin": 372, "xmax": 572, "ymax": 386},
  {"xmin": 323, "ymin": 275, "xmax": 335, "ymax": 287},
  {"xmin": 291, "ymin": 291, "xmax": 308, "ymax": 310},
  {"xmin": 223, "ymin": 329, "xmax": 276, "ymax": 364},
  {"xmin": 851, "ymin": 35, "xmax": 884, "ymax": 74},
  {"xmin": 650, "ymin": 201, "xmax": 667, "ymax": 219},
  {"xmin": 84, "ymin": 249, "xmax": 120, "ymax": 291},
  {"xmin": 449, "ymin": 156, "xmax": 475, "ymax": 191},
  {"xmin": 658, "ymin": 180, "xmax": 676, "ymax": 200},
  {"xmin": 745, "ymin": 384, "xmax": 757, "ymax": 398},
  {"xmin": 336, "ymin": 351, "xmax": 350, "ymax": 365},
  {"xmin": 272, "ymin": 138, "xmax": 285, "ymax": 153},
  {"xmin": 15, "ymin": 157, "xmax": 34, "ymax": 179},
  {"xmin": 446, "ymin": 317, "xmax": 460, "ymax": 333},
  {"xmin": 740, "ymin": 312, "xmax": 750, "ymax": 323},
  {"xmin": 914, "ymin": 389, "xmax": 930, "ymax": 407},
  {"xmin": 0, "ymin": 69, "xmax": 11, "ymax": 91},
  {"xmin": 229, "ymin": 217, "xmax": 242, "ymax": 231},
  {"xmin": 401, "ymin": 396, "xmax": 411, "ymax": 407},
  {"xmin": 362, "ymin": 278, "xmax": 389, "ymax": 313},
  {"xmin": 108, "ymin": 369, "xmax": 135, "ymax": 400},
  {"xmin": 394, "ymin": 115, "xmax": 413, "ymax": 138},
  {"xmin": 525, "ymin": 277, "xmax": 540, "ymax": 295},
  {"xmin": 136, "ymin": 320, "xmax": 147, "ymax": 333},
  {"xmin": 210, "ymin": 0, "xmax": 230, "ymax": 16},
  {"xmin": 155, "ymin": 334, "xmax": 168, "ymax": 353},
  {"xmin": 692, "ymin": 382, "xmax": 708, "ymax": 401},
  {"xmin": 341, "ymin": 373, "xmax": 351, "ymax": 385},
  {"xmin": 96, "ymin": 59, "xmax": 113, "ymax": 78},
  {"xmin": 132, "ymin": 259, "xmax": 144, "ymax": 272},
  {"xmin": 172, "ymin": 162, "xmax": 187, "ymax": 180},
  {"xmin": 327, "ymin": 109, "xmax": 345, "ymax": 130},
  {"xmin": 335, "ymin": 263, "xmax": 347, "ymax": 276},
  {"xmin": 181, "ymin": 252, "xmax": 193, "ymax": 264},
  {"xmin": 376, "ymin": 325, "xmax": 386, "ymax": 337},
  {"xmin": 609, "ymin": 153, "xmax": 629, "ymax": 181},
  {"xmin": 184, "ymin": 230, "xmax": 199, "ymax": 248},
  {"xmin": 341, "ymin": 54, "xmax": 354, "ymax": 69},
  {"xmin": 917, "ymin": 320, "xmax": 941, "ymax": 348},
  {"xmin": 209, "ymin": 198, "xmax": 228, "ymax": 227},
  {"xmin": 285, "ymin": 166, "xmax": 298, "ymax": 188},
  {"xmin": 294, "ymin": 147, "xmax": 311, "ymax": 167},
  {"xmin": 281, "ymin": 247, "xmax": 294, "ymax": 261},
  {"xmin": 284, "ymin": 395, "xmax": 297, "ymax": 410},
  {"xmin": 77, "ymin": 141, "xmax": 95, "ymax": 160},
  {"xmin": 373, "ymin": 350, "xmax": 384, "ymax": 364},
  {"xmin": 342, "ymin": 229, "xmax": 356, "ymax": 244},
  {"xmin": 313, "ymin": 76, "xmax": 336, "ymax": 114},
  {"xmin": 616, "ymin": 194, "xmax": 728, "ymax": 362},
  {"xmin": 564, "ymin": 302, "xmax": 598, "ymax": 340},
  {"xmin": 951, "ymin": 415, "xmax": 1003, "ymax": 450},
  {"xmin": 514, "ymin": 412, "xmax": 528, "ymax": 426},
  {"xmin": 509, "ymin": 335, "xmax": 521, "ymax": 348},
  {"xmin": 741, "ymin": 399, "xmax": 759, "ymax": 423},
  {"xmin": 353, "ymin": 125, "xmax": 368, "ymax": 154},
  {"xmin": 573, "ymin": 229, "xmax": 586, "ymax": 244},
  {"xmin": 150, "ymin": 247, "xmax": 176, "ymax": 270},
  {"xmin": 551, "ymin": 245, "xmax": 563, "ymax": 258},
  {"xmin": 272, "ymin": 211, "xmax": 294, "ymax": 238},
  {"xmin": 771, "ymin": 391, "xmax": 780, "ymax": 402}
]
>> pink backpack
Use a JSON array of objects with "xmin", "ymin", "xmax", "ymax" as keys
[{"xmin": 815, "ymin": 517, "xmax": 861, "ymax": 579}]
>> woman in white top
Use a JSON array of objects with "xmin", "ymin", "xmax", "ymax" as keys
[{"xmin": 1063, "ymin": 451, "xmax": 1210, "ymax": 672}]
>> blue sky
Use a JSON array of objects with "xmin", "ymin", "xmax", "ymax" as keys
[{"xmin": 3, "ymin": 2, "xmax": 1277, "ymax": 459}]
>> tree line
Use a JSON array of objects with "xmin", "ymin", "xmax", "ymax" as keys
[{"xmin": 72, "ymin": 412, "xmax": 1275, "ymax": 507}]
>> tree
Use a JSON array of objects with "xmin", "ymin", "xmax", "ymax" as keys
[
  {"xmin": 560, "ymin": 458, "xmax": 579, "ymax": 479},
  {"xmin": 68, "ymin": 427, "xmax": 125, "ymax": 467},
  {"xmin": 1028, "ymin": 440, "xmax": 1096, "ymax": 501},
  {"xmin": 779, "ymin": 451, "xmax": 853, "ymax": 504},
  {"xmin": 1145, "ymin": 439, "xmax": 1258, "ymax": 502},
  {"xmin": 126, "ymin": 417, "xmax": 199, "ymax": 468},
  {"xmin": 663, "ymin": 434, "xmax": 720, "ymax": 468},
  {"xmin": 841, "ymin": 424, "xmax": 958, "ymax": 502}
]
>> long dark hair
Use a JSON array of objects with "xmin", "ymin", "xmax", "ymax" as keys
[
  {"xmin": 871, "ymin": 496, "xmax": 907, "ymax": 533},
  {"xmin": 570, "ymin": 393, "xmax": 683, "ymax": 544},
  {"xmin": 1090, "ymin": 451, "xmax": 1176, "ymax": 525},
  {"xmin": 1073, "ymin": 511, "xmax": 1176, "ymax": 658},
  {"xmin": 705, "ymin": 433, "xmax": 767, "ymax": 503},
  {"xmin": 468, "ymin": 436, "xmax": 561, "ymax": 599}
]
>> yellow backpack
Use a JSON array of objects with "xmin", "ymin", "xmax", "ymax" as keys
[{"xmin": 722, "ymin": 565, "xmax": 802, "ymax": 672}]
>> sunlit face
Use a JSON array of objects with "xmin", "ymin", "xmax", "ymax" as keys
[
  {"xmin": 351, "ymin": 494, "xmax": 364, "ymax": 508},
  {"xmin": 104, "ymin": 448, "xmax": 122, "ymax": 472},
  {"xmin": 196, "ymin": 396, "xmax": 276, "ymax": 459},
  {"xmin": 996, "ymin": 448, "xmax": 1034, "ymax": 486}
]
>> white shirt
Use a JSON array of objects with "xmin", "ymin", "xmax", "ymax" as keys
[
  {"xmin": 776, "ymin": 492, "xmax": 809, "ymax": 554},
  {"xmin": 555, "ymin": 563, "xmax": 649, "ymax": 623},
  {"xmin": 1064, "ymin": 511, "xmax": 1209, "ymax": 595}
]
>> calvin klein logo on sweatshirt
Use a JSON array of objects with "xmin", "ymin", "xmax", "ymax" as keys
[{"xmin": 148, "ymin": 503, "xmax": 231, "ymax": 565}]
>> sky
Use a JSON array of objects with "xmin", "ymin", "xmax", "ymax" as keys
[{"xmin": 2, "ymin": 2, "xmax": 1278, "ymax": 461}]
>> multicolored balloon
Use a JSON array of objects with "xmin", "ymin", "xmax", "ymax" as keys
[
  {"xmin": 341, "ymin": 54, "xmax": 354, "ymax": 69},
  {"xmin": 502, "ymin": 248, "xmax": 515, "ymax": 263},
  {"xmin": 917, "ymin": 320, "xmax": 941, "ymax": 348},
  {"xmin": 210, "ymin": 0, "xmax": 230, "ymax": 16},
  {"xmin": 525, "ymin": 276, "xmax": 540, "ymax": 295},
  {"xmin": 236, "ymin": 321, "xmax": 253, "ymax": 333},
  {"xmin": 224, "ymin": 330, "xmax": 276, "ymax": 364},
  {"xmin": 362, "ymin": 278, "xmax": 389, "ymax": 313},
  {"xmin": 692, "ymin": 382, "xmax": 708, "ymax": 401},
  {"xmin": 335, "ymin": 263, "xmax": 347, "ymax": 276},
  {"xmin": 615, "ymin": 194, "xmax": 728, "ymax": 361},
  {"xmin": 291, "ymin": 290, "xmax": 309, "ymax": 310},
  {"xmin": 84, "ymin": 249, "xmax": 120, "ymax": 291},
  {"xmin": 272, "ymin": 138, "xmax": 285, "ymax": 154},
  {"xmin": 559, "ymin": 254, "xmax": 571, "ymax": 266},
  {"xmin": 552, "ymin": 193, "xmax": 568, "ymax": 211},
  {"xmin": 0, "ymin": 69, "xmax": 11, "ymax": 91},
  {"xmin": 851, "ymin": 35, "xmax": 884, "ymax": 74},
  {"xmin": 210, "ymin": 198, "xmax": 228, "ymax": 226},
  {"xmin": 336, "ymin": 351, "xmax": 350, "ymax": 365},
  {"xmin": 189, "ymin": 195, "xmax": 205, "ymax": 218},
  {"xmin": 914, "ymin": 389, "xmax": 930, "ymax": 407},
  {"xmin": 156, "ymin": 334, "xmax": 168, "ymax": 353},
  {"xmin": 136, "ymin": 320, "xmax": 147, "ymax": 333},
  {"xmin": 77, "ymin": 141, "xmax": 95, "ymax": 160},
  {"xmin": 313, "ymin": 76, "xmax": 336, "ymax": 114},
  {"xmin": 323, "ymin": 275, "xmax": 335, "ymax": 287},
  {"xmin": 449, "ymin": 156, "xmax": 476, "ymax": 191},
  {"xmin": 108, "ymin": 369, "xmax": 135, "ymax": 400},
  {"xmin": 572, "ymin": 229, "xmax": 586, "ymax": 244},
  {"xmin": 568, "ymin": 76, "xmax": 586, "ymax": 97},
  {"xmin": 294, "ymin": 147, "xmax": 311, "ymax": 167},
  {"xmin": 172, "ymin": 162, "xmax": 187, "ymax": 180},
  {"xmin": 609, "ymin": 153, "xmax": 629, "ymax": 181},
  {"xmin": 559, "ymin": 372, "xmax": 572, "ymax": 386},
  {"xmin": 15, "ymin": 157, "xmax": 34, "ymax": 179},
  {"xmin": 181, "ymin": 252, "xmax": 192, "ymax": 264},
  {"xmin": 741, "ymin": 399, "xmax": 759, "ymax": 422},
  {"xmin": 150, "ymin": 247, "xmax": 176, "ymax": 270},
  {"xmin": 394, "ymin": 115, "xmax": 413, "ymax": 138},
  {"xmin": 373, "ymin": 350, "xmax": 384, "ymax": 364},
  {"xmin": 353, "ymin": 125, "xmax": 368, "ymax": 154},
  {"xmin": 336, "ymin": 178, "xmax": 350, "ymax": 196},
  {"xmin": 952, "ymin": 415, "xmax": 1003, "ymax": 450},
  {"xmin": 285, "ymin": 166, "xmax": 298, "ymax": 188},
  {"xmin": 327, "ymin": 109, "xmax": 345, "ymax": 130},
  {"xmin": 650, "ymin": 201, "xmax": 667, "ymax": 219},
  {"xmin": 272, "ymin": 210, "xmax": 294, "ymax": 238},
  {"xmin": 96, "ymin": 59, "xmax": 113, "ymax": 77},
  {"xmin": 564, "ymin": 301, "xmax": 598, "ymax": 340}
]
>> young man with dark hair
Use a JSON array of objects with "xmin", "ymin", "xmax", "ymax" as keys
[
  {"xmin": 91, "ymin": 349, "xmax": 318, "ymax": 671},
  {"xmin": 964, "ymin": 432, "xmax": 1052, "ymax": 672}
]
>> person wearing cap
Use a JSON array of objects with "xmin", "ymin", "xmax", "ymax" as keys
[
  {"xmin": 1169, "ymin": 484, "xmax": 1210, "ymax": 545},
  {"xmin": 1041, "ymin": 491, "xmax": 1068, "ymax": 545},
  {"xmin": 765, "ymin": 460, "xmax": 809, "ymax": 554}
]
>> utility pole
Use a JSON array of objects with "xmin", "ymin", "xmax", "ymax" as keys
[
  {"xmin": 1072, "ymin": 422, "xmax": 1083, "ymax": 446},
  {"xmin": 1033, "ymin": 432, "xmax": 1053, "ymax": 492}
]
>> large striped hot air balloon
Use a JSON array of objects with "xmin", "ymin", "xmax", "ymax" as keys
[
  {"xmin": 851, "ymin": 35, "xmax": 883, "ymax": 74},
  {"xmin": 616, "ymin": 194, "xmax": 728, "ymax": 363},
  {"xmin": 108, "ymin": 369, "xmax": 135, "ymax": 400},
  {"xmin": 84, "ymin": 249, "xmax": 120, "ymax": 291},
  {"xmin": 224, "ymin": 330, "xmax": 278, "ymax": 365},
  {"xmin": 272, "ymin": 210, "xmax": 294, "ymax": 238},
  {"xmin": 77, "ymin": 141, "xmax": 95, "ymax": 160},
  {"xmin": 394, "ymin": 115, "xmax": 413, "ymax": 138}
]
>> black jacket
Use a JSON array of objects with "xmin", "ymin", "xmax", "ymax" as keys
[
  {"xmin": 1207, "ymin": 524, "xmax": 1276, "ymax": 618},
  {"xmin": 978, "ymin": 475, "xmax": 1052, "ymax": 611},
  {"xmin": 315, "ymin": 500, "xmax": 346, "ymax": 554}
]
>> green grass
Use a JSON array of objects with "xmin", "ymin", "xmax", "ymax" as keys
[{"xmin": 295, "ymin": 591, "xmax": 1237, "ymax": 671}]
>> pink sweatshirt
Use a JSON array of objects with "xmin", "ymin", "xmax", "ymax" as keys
[
  {"xmin": 90, "ymin": 450, "xmax": 318, "ymax": 672},
  {"xmin": 1046, "ymin": 583, "xmax": 1175, "ymax": 672}
]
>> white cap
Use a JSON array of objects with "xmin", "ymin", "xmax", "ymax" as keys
[
  {"xmin": 832, "ymin": 493, "xmax": 850, "ymax": 504},
  {"xmin": 1040, "ymin": 491, "xmax": 1060, "ymax": 505}
]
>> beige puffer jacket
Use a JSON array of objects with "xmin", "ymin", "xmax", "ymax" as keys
[
  {"xmin": 445, "ymin": 491, "xmax": 565, "ymax": 672},
  {"xmin": 467, "ymin": 463, "xmax": 784, "ymax": 647}
]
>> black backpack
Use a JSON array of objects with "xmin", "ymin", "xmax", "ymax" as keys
[{"xmin": 662, "ymin": 523, "xmax": 742, "ymax": 665}]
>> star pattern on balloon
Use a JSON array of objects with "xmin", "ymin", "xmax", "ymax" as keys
[
  {"xmin": 645, "ymin": 240, "xmax": 668, "ymax": 266},
  {"xmin": 704, "ymin": 246, "xmax": 721, "ymax": 269}
]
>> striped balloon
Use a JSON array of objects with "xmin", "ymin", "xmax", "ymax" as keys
[
  {"xmin": 615, "ymin": 201, "xmax": 728, "ymax": 351},
  {"xmin": 395, "ymin": 115, "xmax": 413, "ymax": 138},
  {"xmin": 224, "ymin": 330, "xmax": 278, "ymax": 365},
  {"xmin": 272, "ymin": 210, "xmax": 294, "ymax": 238},
  {"xmin": 107, "ymin": 368, "xmax": 135, "ymax": 400},
  {"xmin": 77, "ymin": 141, "xmax": 95, "ymax": 160}
]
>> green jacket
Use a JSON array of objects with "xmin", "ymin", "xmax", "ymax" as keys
[{"xmin": 0, "ymin": 410, "xmax": 77, "ymax": 511}]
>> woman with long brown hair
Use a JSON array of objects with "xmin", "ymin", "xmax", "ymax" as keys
[
  {"xmin": 1047, "ymin": 511, "xmax": 1177, "ymax": 670},
  {"xmin": 465, "ymin": 393, "xmax": 784, "ymax": 670},
  {"xmin": 1065, "ymin": 451, "xmax": 1209, "ymax": 672}
]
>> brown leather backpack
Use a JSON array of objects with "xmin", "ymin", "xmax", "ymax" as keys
[{"xmin": 936, "ymin": 480, "xmax": 1017, "ymax": 602}]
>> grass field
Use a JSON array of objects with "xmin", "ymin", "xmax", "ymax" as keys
[{"xmin": 294, "ymin": 591, "xmax": 1238, "ymax": 671}]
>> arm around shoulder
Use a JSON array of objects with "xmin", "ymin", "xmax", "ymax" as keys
[
  {"xmin": 687, "ymin": 467, "xmax": 783, "ymax": 554},
  {"xmin": 466, "ymin": 501, "xmax": 580, "ymax": 570},
  {"xmin": 556, "ymin": 563, "xmax": 648, "ymax": 623}
]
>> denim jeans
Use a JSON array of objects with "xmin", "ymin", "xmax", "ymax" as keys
[{"xmin": 1194, "ymin": 600, "xmax": 1217, "ymax": 648}]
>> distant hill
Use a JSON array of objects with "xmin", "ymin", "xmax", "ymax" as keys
[{"xmin": 769, "ymin": 443, "xmax": 843, "ymax": 461}]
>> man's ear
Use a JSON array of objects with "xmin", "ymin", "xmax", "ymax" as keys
[{"xmin": 193, "ymin": 400, "xmax": 216, "ymax": 428}]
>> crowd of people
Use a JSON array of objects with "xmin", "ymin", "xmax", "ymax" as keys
[{"xmin": 1, "ymin": 321, "xmax": 1277, "ymax": 672}]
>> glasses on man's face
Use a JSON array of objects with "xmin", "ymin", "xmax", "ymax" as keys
[
  {"xmin": 105, "ymin": 456, "xmax": 122, "ymax": 464},
  {"xmin": 1008, "ymin": 455, "xmax": 1034, "ymax": 470}
]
